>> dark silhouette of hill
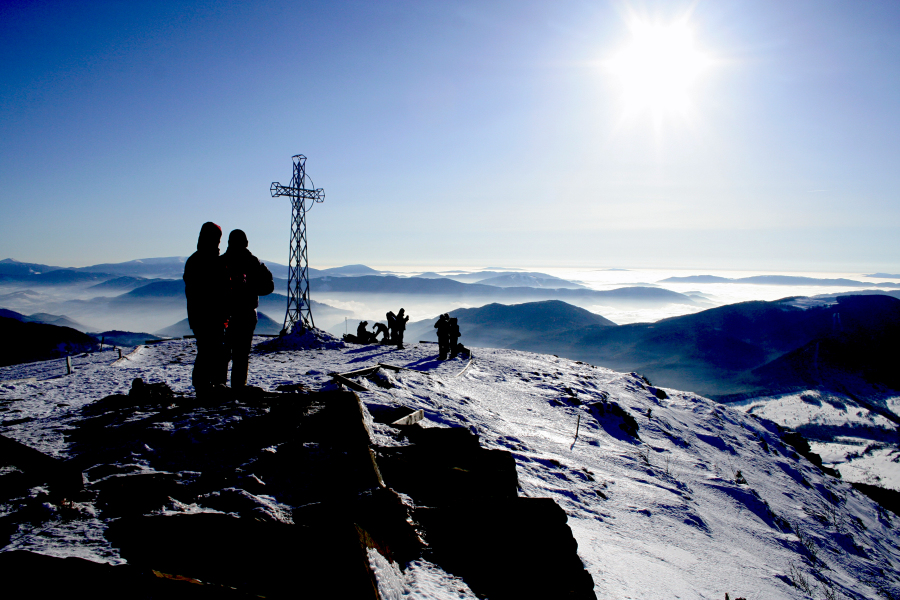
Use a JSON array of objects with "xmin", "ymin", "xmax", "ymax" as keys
[
  {"xmin": 813, "ymin": 289, "xmax": 900, "ymax": 302},
  {"xmin": 4, "ymin": 269, "xmax": 115, "ymax": 287},
  {"xmin": 156, "ymin": 311, "xmax": 282, "ymax": 337},
  {"xmin": 0, "ymin": 316, "xmax": 99, "ymax": 367},
  {"xmin": 154, "ymin": 318, "xmax": 193, "ymax": 337},
  {"xmin": 119, "ymin": 280, "xmax": 185, "ymax": 298},
  {"xmin": 0, "ymin": 257, "xmax": 290, "ymax": 283},
  {"xmin": 23, "ymin": 312, "xmax": 86, "ymax": 330},
  {"xmin": 420, "ymin": 295, "xmax": 900, "ymax": 402},
  {"xmin": 591, "ymin": 296, "xmax": 899, "ymax": 399},
  {"xmin": 88, "ymin": 276, "xmax": 162, "ymax": 292},
  {"xmin": 74, "ymin": 257, "xmax": 189, "ymax": 279},
  {"xmin": 0, "ymin": 258, "xmax": 65, "ymax": 278},
  {"xmin": 0, "ymin": 308, "xmax": 86, "ymax": 331},
  {"xmin": 311, "ymin": 275, "xmax": 695, "ymax": 306},
  {"xmin": 447, "ymin": 270, "xmax": 547, "ymax": 283},
  {"xmin": 503, "ymin": 300, "xmax": 818, "ymax": 395},
  {"xmin": 93, "ymin": 330, "xmax": 161, "ymax": 346},
  {"xmin": 753, "ymin": 296, "xmax": 900, "ymax": 395},
  {"xmin": 0, "ymin": 259, "xmax": 117, "ymax": 286},
  {"xmin": 315, "ymin": 264, "xmax": 380, "ymax": 276},
  {"xmin": 408, "ymin": 300, "xmax": 616, "ymax": 349}
]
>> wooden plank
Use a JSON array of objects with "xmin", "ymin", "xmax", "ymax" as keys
[
  {"xmin": 418, "ymin": 340, "xmax": 437, "ymax": 344},
  {"xmin": 376, "ymin": 363, "xmax": 403, "ymax": 372},
  {"xmin": 111, "ymin": 346, "xmax": 143, "ymax": 365},
  {"xmin": 391, "ymin": 409, "xmax": 424, "ymax": 426},
  {"xmin": 330, "ymin": 373, "xmax": 368, "ymax": 392},
  {"xmin": 453, "ymin": 356, "xmax": 474, "ymax": 378},
  {"xmin": 337, "ymin": 366, "xmax": 381, "ymax": 378}
]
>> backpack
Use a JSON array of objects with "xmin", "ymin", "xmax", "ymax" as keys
[
  {"xmin": 225, "ymin": 255, "xmax": 273, "ymax": 309},
  {"xmin": 257, "ymin": 263, "xmax": 274, "ymax": 296}
]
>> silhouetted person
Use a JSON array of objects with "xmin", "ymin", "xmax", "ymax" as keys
[
  {"xmin": 449, "ymin": 317, "xmax": 461, "ymax": 358},
  {"xmin": 222, "ymin": 229, "xmax": 274, "ymax": 390},
  {"xmin": 394, "ymin": 308, "xmax": 409, "ymax": 349},
  {"xmin": 183, "ymin": 222, "xmax": 228, "ymax": 395},
  {"xmin": 434, "ymin": 313, "xmax": 451, "ymax": 360},
  {"xmin": 357, "ymin": 320, "xmax": 372, "ymax": 343},
  {"xmin": 373, "ymin": 322, "xmax": 389, "ymax": 343},
  {"xmin": 386, "ymin": 311, "xmax": 396, "ymax": 342}
]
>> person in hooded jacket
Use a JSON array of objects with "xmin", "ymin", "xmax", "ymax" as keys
[
  {"xmin": 183, "ymin": 222, "xmax": 228, "ymax": 394},
  {"xmin": 222, "ymin": 229, "xmax": 274, "ymax": 390}
]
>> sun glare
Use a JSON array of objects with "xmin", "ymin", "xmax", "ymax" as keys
[{"xmin": 608, "ymin": 20, "xmax": 712, "ymax": 116}]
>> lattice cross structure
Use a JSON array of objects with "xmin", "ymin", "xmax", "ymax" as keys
[{"xmin": 271, "ymin": 154, "xmax": 325, "ymax": 334}]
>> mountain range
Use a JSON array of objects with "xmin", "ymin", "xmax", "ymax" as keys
[
  {"xmin": 661, "ymin": 274, "xmax": 900, "ymax": 288},
  {"xmin": 0, "ymin": 315, "xmax": 99, "ymax": 367},
  {"xmin": 404, "ymin": 295, "xmax": 900, "ymax": 406},
  {"xmin": 310, "ymin": 275, "xmax": 695, "ymax": 307}
]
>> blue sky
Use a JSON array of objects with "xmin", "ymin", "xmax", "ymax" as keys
[{"xmin": 2, "ymin": 0, "xmax": 899, "ymax": 271}]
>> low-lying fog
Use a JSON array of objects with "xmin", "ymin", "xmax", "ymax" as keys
[
  {"xmin": 317, "ymin": 266, "xmax": 898, "ymax": 333},
  {"xmin": 2, "ymin": 265, "xmax": 896, "ymax": 335}
]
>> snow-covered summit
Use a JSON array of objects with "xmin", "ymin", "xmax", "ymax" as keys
[{"xmin": 1, "ymin": 339, "xmax": 898, "ymax": 598}]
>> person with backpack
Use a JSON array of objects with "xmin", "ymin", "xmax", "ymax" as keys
[
  {"xmin": 394, "ymin": 308, "xmax": 409, "ymax": 349},
  {"xmin": 183, "ymin": 222, "xmax": 228, "ymax": 395},
  {"xmin": 385, "ymin": 311, "xmax": 397, "ymax": 343},
  {"xmin": 434, "ymin": 313, "xmax": 451, "ymax": 360},
  {"xmin": 222, "ymin": 229, "xmax": 274, "ymax": 390},
  {"xmin": 449, "ymin": 316, "xmax": 461, "ymax": 358}
]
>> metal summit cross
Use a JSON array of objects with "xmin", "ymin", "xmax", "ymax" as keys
[{"xmin": 271, "ymin": 154, "xmax": 325, "ymax": 334}]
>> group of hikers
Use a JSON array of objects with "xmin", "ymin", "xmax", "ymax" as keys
[
  {"xmin": 433, "ymin": 313, "xmax": 462, "ymax": 360},
  {"xmin": 350, "ymin": 308, "xmax": 409, "ymax": 349},
  {"xmin": 348, "ymin": 310, "xmax": 466, "ymax": 361},
  {"xmin": 185, "ymin": 220, "xmax": 471, "ymax": 394},
  {"xmin": 183, "ymin": 221, "xmax": 274, "ymax": 395}
]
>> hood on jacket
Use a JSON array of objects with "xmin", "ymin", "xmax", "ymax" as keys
[{"xmin": 197, "ymin": 222, "xmax": 222, "ymax": 251}]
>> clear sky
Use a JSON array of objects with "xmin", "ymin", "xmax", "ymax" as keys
[{"xmin": 2, "ymin": 0, "xmax": 899, "ymax": 272}]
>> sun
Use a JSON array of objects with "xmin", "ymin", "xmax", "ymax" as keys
[{"xmin": 607, "ymin": 19, "xmax": 712, "ymax": 116}]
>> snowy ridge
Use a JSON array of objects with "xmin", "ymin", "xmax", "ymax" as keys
[{"xmin": 1, "ymin": 339, "xmax": 899, "ymax": 598}]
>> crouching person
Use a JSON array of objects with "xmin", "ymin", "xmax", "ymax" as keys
[{"xmin": 223, "ymin": 229, "xmax": 274, "ymax": 390}]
